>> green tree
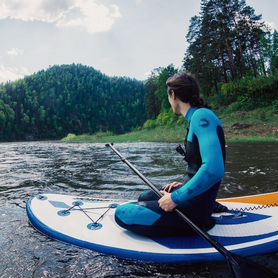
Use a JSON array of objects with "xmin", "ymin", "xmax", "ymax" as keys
[
  {"xmin": 184, "ymin": 0, "xmax": 268, "ymax": 93},
  {"xmin": 0, "ymin": 64, "xmax": 147, "ymax": 141}
]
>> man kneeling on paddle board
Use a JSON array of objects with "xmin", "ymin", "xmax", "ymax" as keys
[{"xmin": 115, "ymin": 72, "xmax": 226, "ymax": 237}]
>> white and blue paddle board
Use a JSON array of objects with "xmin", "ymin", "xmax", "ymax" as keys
[{"xmin": 26, "ymin": 192, "xmax": 278, "ymax": 264}]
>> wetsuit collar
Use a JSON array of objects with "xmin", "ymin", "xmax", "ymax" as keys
[{"xmin": 185, "ymin": 107, "xmax": 197, "ymax": 122}]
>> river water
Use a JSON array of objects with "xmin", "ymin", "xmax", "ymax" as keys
[{"xmin": 0, "ymin": 141, "xmax": 277, "ymax": 278}]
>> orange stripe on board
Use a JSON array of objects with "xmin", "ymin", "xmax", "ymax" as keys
[{"xmin": 219, "ymin": 192, "xmax": 278, "ymax": 205}]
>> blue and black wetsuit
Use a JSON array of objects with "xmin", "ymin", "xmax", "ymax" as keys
[{"xmin": 115, "ymin": 107, "xmax": 226, "ymax": 237}]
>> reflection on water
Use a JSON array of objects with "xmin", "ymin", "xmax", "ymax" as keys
[{"xmin": 0, "ymin": 141, "xmax": 277, "ymax": 277}]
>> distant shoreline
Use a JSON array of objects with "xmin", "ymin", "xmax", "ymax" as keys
[
  {"xmin": 62, "ymin": 106, "xmax": 278, "ymax": 144},
  {"xmin": 61, "ymin": 126, "xmax": 278, "ymax": 144}
]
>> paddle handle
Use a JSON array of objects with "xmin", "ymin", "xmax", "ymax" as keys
[{"xmin": 105, "ymin": 143, "xmax": 230, "ymax": 258}]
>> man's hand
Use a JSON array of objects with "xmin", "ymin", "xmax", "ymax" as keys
[{"xmin": 158, "ymin": 191, "xmax": 177, "ymax": 212}]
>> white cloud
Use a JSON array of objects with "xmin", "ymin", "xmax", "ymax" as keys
[
  {"xmin": 56, "ymin": 2, "xmax": 121, "ymax": 33},
  {"xmin": 0, "ymin": 65, "xmax": 31, "ymax": 83},
  {"xmin": 0, "ymin": 0, "xmax": 121, "ymax": 33},
  {"xmin": 7, "ymin": 48, "xmax": 23, "ymax": 57},
  {"xmin": 135, "ymin": 0, "xmax": 144, "ymax": 5}
]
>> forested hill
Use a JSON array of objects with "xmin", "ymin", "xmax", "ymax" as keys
[{"xmin": 0, "ymin": 64, "xmax": 147, "ymax": 141}]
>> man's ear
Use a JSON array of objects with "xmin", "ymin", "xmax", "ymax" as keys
[{"xmin": 172, "ymin": 91, "xmax": 176, "ymax": 100}]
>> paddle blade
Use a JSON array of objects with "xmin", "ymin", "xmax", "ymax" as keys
[{"xmin": 227, "ymin": 254, "xmax": 277, "ymax": 278}]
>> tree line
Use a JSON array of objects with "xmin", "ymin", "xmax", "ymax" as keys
[
  {"xmin": 0, "ymin": 64, "xmax": 146, "ymax": 141},
  {"xmin": 144, "ymin": 0, "xmax": 277, "ymax": 126}
]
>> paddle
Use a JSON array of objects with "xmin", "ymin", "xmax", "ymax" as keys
[{"xmin": 106, "ymin": 143, "xmax": 276, "ymax": 278}]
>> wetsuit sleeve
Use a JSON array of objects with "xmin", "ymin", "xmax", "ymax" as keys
[{"xmin": 171, "ymin": 109, "xmax": 225, "ymax": 206}]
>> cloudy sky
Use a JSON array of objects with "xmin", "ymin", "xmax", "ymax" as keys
[{"xmin": 0, "ymin": 0, "xmax": 277, "ymax": 83}]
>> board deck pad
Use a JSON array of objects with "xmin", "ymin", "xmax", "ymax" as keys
[{"xmin": 26, "ymin": 192, "xmax": 278, "ymax": 264}]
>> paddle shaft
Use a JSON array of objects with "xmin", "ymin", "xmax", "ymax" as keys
[{"xmin": 106, "ymin": 143, "xmax": 231, "ymax": 258}]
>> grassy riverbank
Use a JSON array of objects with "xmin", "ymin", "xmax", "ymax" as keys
[{"xmin": 62, "ymin": 105, "xmax": 278, "ymax": 144}]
